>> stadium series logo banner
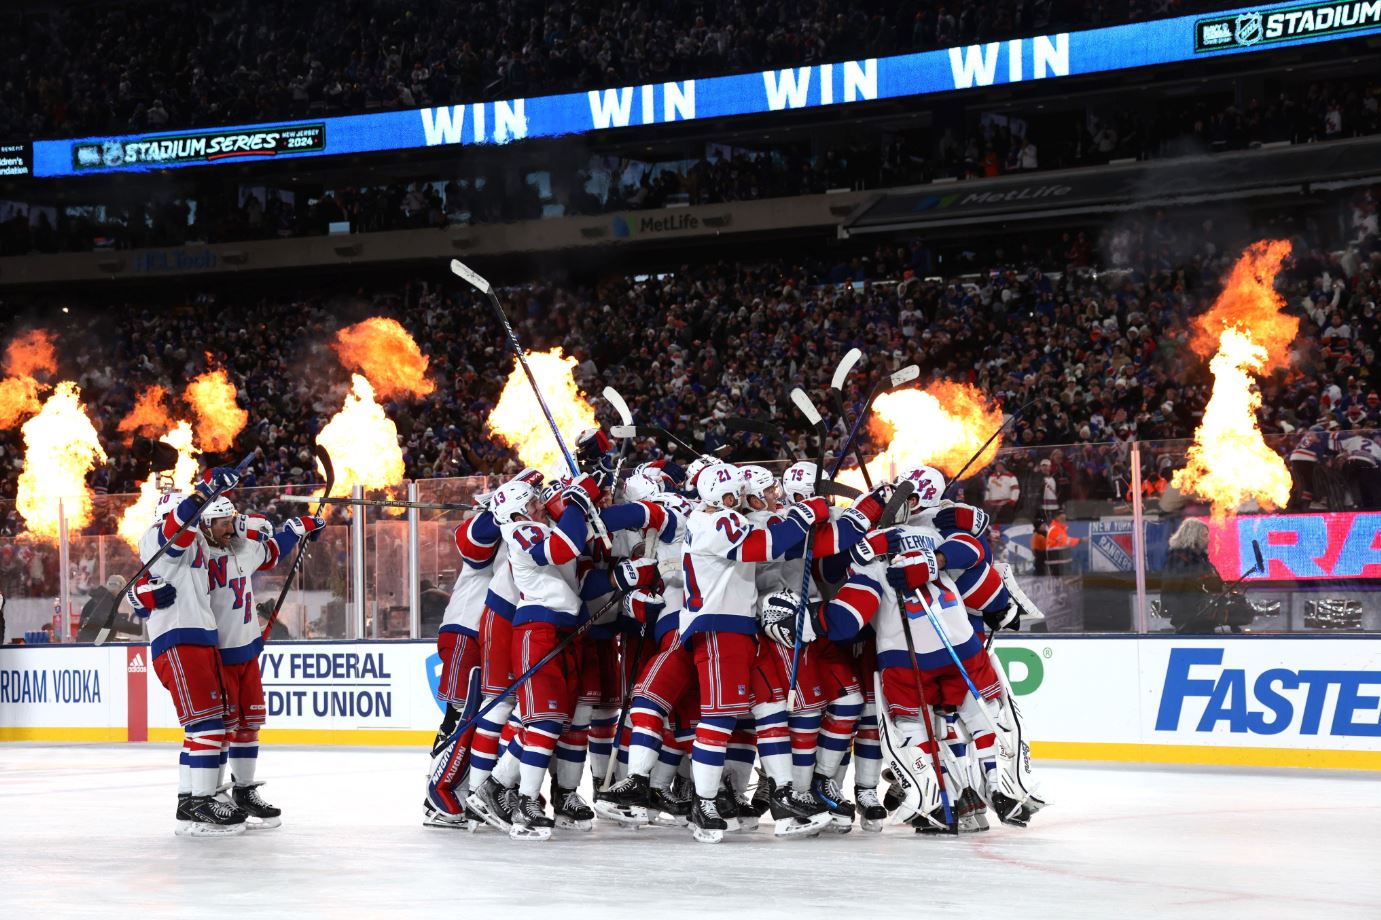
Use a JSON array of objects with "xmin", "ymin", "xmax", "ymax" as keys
[
  {"xmin": 1195, "ymin": 0, "xmax": 1381, "ymax": 51},
  {"xmin": 70, "ymin": 124, "xmax": 325, "ymax": 170}
]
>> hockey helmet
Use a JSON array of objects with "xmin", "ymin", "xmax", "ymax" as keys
[
  {"xmin": 491, "ymin": 480, "xmax": 539, "ymax": 526},
  {"xmin": 697, "ymin": 463, "xmax": 742, "ymax": 508},
  {"xmin": 780, "ymin": 461, "xmax": 819, "ymax": 503}
]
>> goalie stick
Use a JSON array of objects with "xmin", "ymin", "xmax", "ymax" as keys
[
  {"xmin": 452, "ymin": 258, "xmax": 612, "ymax": 550},
  {"xmin": 95, "ymin": 449, "xmax": 259, "ymax": 646},
  {"xmin": 263, "ymin": 445, "xmax": 335, "ymax": 643}
]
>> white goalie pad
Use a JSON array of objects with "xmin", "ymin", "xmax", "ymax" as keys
[
  {"xmin": 982, "ymin": 667, "xmax": 1046, "ymax": 812},
  {"xmin": 874, "ymin": 673, "xmax": 941, "ymax": 827},
  {"xmin": 995, "ymin": 562, "xmax": 1045, "ymax": 621}
]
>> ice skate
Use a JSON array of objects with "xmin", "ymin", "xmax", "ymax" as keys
[
  {"xmin": 767, "ymin": 780, "xmax": 832, "ymax": 838},
  {"xmin": 689, "ymin": 795, "xmax": 727, "ymax": 844},
  {"xmin": 647, "ymin": 785, "xmax": 691, "ymax": 827},
  {"xmin": 855, "ymin": 786, "xmax": 886, "ymax": 832},
  {"xmin": 232, "ymin": 782, "xmax": 282, "ymax": 830},
  {"xmin": 594, "ymin": 774, "xmax": 651, "ymax": 826},
  {"xmin": 175, "ymin": 794, "xmax": 247, "ymax": 837},
  {"xmin": 465, "ymin": 777, "xmax": 514, "ymax": 832},
  {"xmin": 955, "ymin": 788, "xmax": 989, "ymax": 833},
  {"xmin": 553, "ymin": 786, "xmax": 594, "ymax": 831},
  {"xmin": 509, "ymin": 794, "xmax": 554, "ymax": 841}
]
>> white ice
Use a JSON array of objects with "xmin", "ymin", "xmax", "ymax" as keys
[{"xmin": 1, "ymin": 744, "xmax": 1375, "ymax": 920}]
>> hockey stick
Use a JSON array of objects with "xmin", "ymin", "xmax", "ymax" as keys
[
  {"xmin": 94, "ymin": 450, "xmax": 259, "ymax": 646},
  {"xmin": 604, "ymin": 386, "xmax": 636, "ymax": 493},
  {"xmin": 785, "ymin": 387, "xmax": 829, "ymax": 710},
  {"xmin": 941, "ymin": 398, "xmax": 1036, "ymax": 500},
  {"xmin": 452, "ymin": 258, "xmax": 612, "ymax": 549},
  {"xmin": 828, "ymin": 347, "xmax": 865, "ymax": 451},
  {"xmin": 829, "ymin": 364, "xmax": 920, "ymax": 487},
  {"xmin": 277, "ymin": 494, "xmax": 476, "ymax": 513},
  {"xmin": 609, "ymin": 424, "xmax": 717, "ymax": 459},
  {"xmin": 262, "ymin": 445, "xmax": 335, "ymax": 643}
]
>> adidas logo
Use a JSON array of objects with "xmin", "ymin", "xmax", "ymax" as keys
[{"xmin": 128, "ymin": 652, "xmax": 147, "ymax": 673}]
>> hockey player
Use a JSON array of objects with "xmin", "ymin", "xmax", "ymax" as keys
[
  {"xmin": 135, "ymin": 467, "xmax": 248, "ymax": 836},
  {"xmin": 756, "ymin": 461, "xmax": 888, "ymax": 830},
  {"xmin": 678, "ymin": 461, "xmax": 829, "ymax": 842},
  {"xmin": 201, "ymin": 496, "xmax": 323, "ymax": 829},
  {"xmin": 596, "ymin": 469, "xmax": 700, "ymax": 827}
]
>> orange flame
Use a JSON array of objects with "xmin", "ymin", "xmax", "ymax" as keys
[
  {"xmin": 837, "ymin": 381, "xmax": 1003, "ymax": 490},
  {"xmin": 1173, "ymin": 241, "xmax": 1295, "ymax": 518},
  {"xmin": 316, "ymin": 374, "xmax": 406, "ymax": 494},
  {"xmin": 0, "ymin": 329, "xmax": 58, "ymax": 429},
  {"xmin": 1189, "ymin": 240, "xmax": 1297, "ymax": 370},
  {"xmin": 486, "ymin": 348, "xmax": 595, "ymax": 474},
  {"xmin": 116, "ymin": 422, "xmax": 200, "ymax": 547},
  {"xmin": 4, "ymin": 329, "xmax": 57, "ymax": 378},
  {"xmin": 331, "ymin": 317, "xmax": 435, "ymax": 400},
  {"xmin": 15, "ymin": 381, "xmax": 107, "ymax": 540},
  {"xmin": 117, "ymin": 385, "xmax": 174, "ymax": 440},
  {"xmin": 0, "ymin": 375, "xmax": 43, "ymax": 428},
  {"xmin": 185, "ymin": 368, "xmax": 247, "ymax": 452}
]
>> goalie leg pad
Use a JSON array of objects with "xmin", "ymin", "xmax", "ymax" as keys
[{"xmin": 996, "ymin": 562, "xmax": 1045, "ymax": 622}]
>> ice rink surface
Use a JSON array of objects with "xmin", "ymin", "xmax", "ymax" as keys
[{"xmin": 1, "ymin": 744, "xmax": 1376, "ymax": 920}]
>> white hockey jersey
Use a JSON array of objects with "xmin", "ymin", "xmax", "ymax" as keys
[
  {"xmin": 443, "ymin": 512, "xmax": 505, "ymax": 637},
  {"xmin": 503, "ymin": 519, "xmax": 583, "ymax": 627},
  {"xmin": 680, "ymin": 505, "xmax": 807, "ymax": 637},
  {"xmin": 206, "ymin": 537, "xmax": 277, "ymax": 665},
  {"xmin": 141, "ymin": 516, "xmax": 217, "ymax": 661}
]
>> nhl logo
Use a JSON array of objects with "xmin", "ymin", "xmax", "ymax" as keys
[{"xmin": 1233, "ymin": 12, "xmax": 1262, "ymax": 46}]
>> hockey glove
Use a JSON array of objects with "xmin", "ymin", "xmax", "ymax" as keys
[
  {"xmin": 563, "ymin": 473, "xmax": 603, "ymax": 517},
  {"xmin": 128, "ymin": 575, "xmax": 176, "ymax": 618},
  {"xmin": 235, "ymin": 513, "xmax": 273, "ymax": 544},
  {"xmin": 576, "ymin": 428, "xmax": 613, "ymax": 465},
  {"xmin": 195, "ymin": 465, "xmax": 240, "ymax": 499},
  {"xmin": 840, "ymin": 483, "xmax": 892, "ymax": 534},
  {"xmin": 983, "ymin": 602, "xmax": 1021, "ymax": 632},
  {"xmin": 760, "ymin": 590, "xmax": 802, "ymax": 649},
  {"xmin": 621, "ymin": 588, "xmax": 663, "ymax": 627},
  {"xmin": 849, "ymin": 529, "xmax": 892, "ymax": 566},
  {"xmin": 287, "ymin": 515, "xmax": 327, "ymax": 541},
  {"xmin": 613, "ymin": 557, "xmax": 662, "ymax": 594},
  {"xmin": 786, "ymin": 496, "xmax": 830, "ymax": 530},
  {"xmin": 934, "ymin": 503, "xmax": 990, "ymax": 536},
  {"xmin": 886, "ymin": 548, "xmax": 939, "ymax": 594}
]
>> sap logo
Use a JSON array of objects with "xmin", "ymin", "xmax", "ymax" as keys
[
  {"xmin": 947, "ymin": 34, "xmax": 1069, "ymax": 90},
  {"xmin": 1155, "ymin": 647, "xmax": 1381, "ymax": 737}
]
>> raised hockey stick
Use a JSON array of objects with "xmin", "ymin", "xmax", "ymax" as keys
[
  {"xmin": 94, "ymin": 449, "xmax": 258, "ymax": 646},
  {"xmin": 604, "ymin": 386, "xmax": 636, "ymax": 497},
  {"xmin": 785, "ymin": 387, "xmax": 829, "ymax": 710},
  {"xmin": 608, "ymin": 424, "xmax": 715, "ymax": 459},
  {"xmin": 452, "ymin": 259, "xmax": 612, "ymax": 550},
  {"xmin": 828, "ymin": 347, "xmax": 864, "ymax": 448},
  {"xmin": 941, "ymin": 398, "xmax": 1036, "ymax": 500},
  {"xmin": 829, "ymin": 364, "xmax": 920, "ymax": 487},
  {"xmin": 262, "ymin": 445, "xmax": 335, "ymax": 643},
  {"xmin": 277, "ymin": 494, "xmax": 477, "ymax": 513}
]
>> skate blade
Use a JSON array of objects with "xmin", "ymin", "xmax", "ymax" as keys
[
  {"xmin": 957, "ymin": 818, "xmax": 989, "ymax": 833},
  {"xmin": 723, "ymin": 816, "xmax": 741, "ymax": 833},
  {"xmin": 423, "ymin": 811, "xmax": 473, "ymax": 830},
  {"xmin": 176, "ymin": 822, "xmax": 247, "ymax": 837},
  {"xmin": 825, "ymin": 815, "xmax": 853, "ymax": 834},
  {"xmin": 860, "ymin": 818, "xmax": 884, "ymax": 833},
  {"xmin": 733, "ymin": 816, "xmax": 759, "ymax": 833},
  {"xmin": 690, "ymin": 826, "xmax": 724, "ymax": 844},
  {"xmin": 555, "ymin": 816, "xmax": 593, "ymax": 831},
  {"xmin": 773, "ymin": 813, "xmax": 832, "ymax": 838},
  {"xmin": 508, "ymin": 825, "xmax": 553, "ymax": 841},
  {"xmin": 593, "ymin": 802, "xmax": 649, "ymax": 826},
  {"xmin": 243, "ymin": 815, "xmax": 282, "ymax": 830},
  {"xmin": 464, "ymin": 796, "xmax": 512, "ymax": 833},
  {"xmin": 648, "ymin": 811, "xmax": 687, "ymax": 827}
]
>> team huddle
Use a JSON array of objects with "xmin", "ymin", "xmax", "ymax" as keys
[{"xmin": 424, "ymin": 432, "xmax": 1048, "ymax": 843}]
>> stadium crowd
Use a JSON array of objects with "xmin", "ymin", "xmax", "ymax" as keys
[
  {"xmin": 0, "ymin": 188, "xmax": 1378, "ymax": 538},
  {"xmin": 0, "ymin": 0, "xmax": 1235, "ymax": 140},
  {"xmin": 3, "ymin": 71, "xmax": 1378, "ymax": 258}
]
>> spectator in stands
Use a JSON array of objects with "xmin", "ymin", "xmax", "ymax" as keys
[
  {"xmin": 985, "ymin": 460, "xmax": 1020, "ymax": 523},
  {"xmin": 1045, "ymin": 510, "xmax": 1081, "ymax": 574}
]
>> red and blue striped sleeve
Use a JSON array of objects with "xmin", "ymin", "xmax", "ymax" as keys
[
  {"xmin": 817, "ymin": 568, "xmax": 883, "ymax": 640},
  {"xmin": 455, "ymin": 512, "xmax": 501, "ymax": 568},
  {"xmin": 157, "ymin": 495, "xmax": 206, "ymax": 557},
  {"xmin": 599, "ymin": 501, "xmax": 667, "ymax": 535},
  {"xmin": 729, "ymin": 516, "xmax": 808, "ymax": 562},
  {"xmin": 937, "ymin": 532, "xmax": 985, "ymax": 570},
  {"xmin": 527, "ymin": 506, "xmax": 587, "ymax": 567}
]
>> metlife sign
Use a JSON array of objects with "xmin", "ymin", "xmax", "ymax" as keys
[{"xmin": 27, "ymin": 0, "xmax": 1381, "ymax": 178}]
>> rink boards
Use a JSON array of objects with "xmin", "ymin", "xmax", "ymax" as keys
[{"xmin": 1, "ymin": 636, "xmax": 1378, "ymax": 770}]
